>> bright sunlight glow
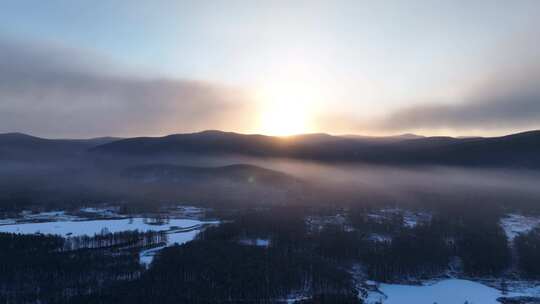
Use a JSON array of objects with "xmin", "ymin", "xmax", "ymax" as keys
[{"xmin": 257, "ymin": 83, "xmax": 319, "ymax": 136}]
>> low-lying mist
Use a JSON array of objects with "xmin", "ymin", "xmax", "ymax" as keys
[{"xmin": 1, "ymin": 153, "xmax": 539, "ymax": 214}]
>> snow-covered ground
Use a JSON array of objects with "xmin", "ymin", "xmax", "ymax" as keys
[
  {"xmin": 172, "ymin": 206, "xmax": 207, "ymax": 218},
  {"xmin": 0, "ymin": 207, "xmax": 219, "ymax": 267},
  {"xmin": 363, "ymin": 279, "xmax": 540, "ymax": 304},
  {"xmin": 0, "ymin": 218, "xmax": 17, "ymax": 225},
  {"xmin": 139, "ymin": 245, "xmax": 167, "ymax": 266},
  {"xmin": 18, "ymin": 210, "xmax": 81, "ymax": 222},
  {"xmin": 500, "ymin": 213, "xmax": 540, "ymax": 241},
  {"xmin": 79, "ymin": 207, "xmax": 122, "ymax": 217},
  {"xmin": 367, "ymin": 208, "xmax": 431, "ymax": 228},
  {"xmin": 138, "ymin": 225, "xmax": 212, "ymax": 266},
  {"xmin": 366, "ymin": 233, "xmax": 392, "ymax": 242},
  {"xmin": 305, "ymin": 213, "xmax": 354, "ymax": 232},
  {"xmin": 238, "ymin": 238, "xmax": 271, "ymax": 247},
  {"xmin": 167, "ymin": 229, "xmax": 201, "ymax": 245},
  {"xmin": 0, "ymin": 217, "xmax": 205, "ymax": 237},
  {"xmin": 0, "ymin": 204, "xmax": 210, "ymax": 225},
  {"xmin": 158, "ymin": 205, "xmax": 210, "ymax": 219}
]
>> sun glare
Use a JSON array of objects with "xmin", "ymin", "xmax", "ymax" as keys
[{"xmin": 257, "ymin": 83, "xmax": 318, "ymax": 136}]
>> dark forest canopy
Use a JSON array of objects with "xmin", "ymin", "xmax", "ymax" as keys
[{"xmin": 3, "ymin": 204, "xmax": 539, "ymax": 304}]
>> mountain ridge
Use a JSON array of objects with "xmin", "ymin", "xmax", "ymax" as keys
[
  {"xmin": 3, "ymin": 130, "xmax": 540, "ymax": 168},
  {"xmin": 90, "ymin": 129, "xmax": 540, "ymax": 168}
]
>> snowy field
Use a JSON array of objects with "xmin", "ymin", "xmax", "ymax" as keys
[
  {"xmin": 0, "ymin": 207, "xmax": 219, "ymax": 267},
  {"xmin": 139, "ymin": 229, "xmax": 202, "ymax": 266},
  {"xmin": 0, "ymin": 217, "xmax": 205, "ymax": 237},
  {"xmin": 364, "ymin": 279, "xmax": 540, "ymax": 304}
]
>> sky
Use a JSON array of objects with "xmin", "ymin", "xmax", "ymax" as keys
[{"xmin": 1, "ymin": 0, "xmax": 539, "ymax": 138}]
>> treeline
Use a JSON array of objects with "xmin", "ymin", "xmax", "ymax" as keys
[
  {"xmin": 0, "ymin": 230, "xmax": 164, "ymax": 304},
  {"xmin": 515, "ymin": 227, "xmax": 540, "ymax": 277},
  {"xmin": 349, "ymin": 205, "xmax": 511, "ymax": 280},
  {"xmin": 71, "ymin": 208, "xmax": 362, "ymax": 304},
  {"xmin": 78, "ymin": 204, "xmax": 514, "ymax": 303},
  {"xmin": 64, "ymin": 230, "xmax": 167, "ymax": 250},
  {"xmin": 99, "ymin": 206, "xmax": 515, "ymax": 303},
  {"xmin": 87, "ymin": 241, "xmax": 358, "ymax": 304},
  {"xmin": 2, "ymin": 203, "xmax": 536, "ymax": 304}
]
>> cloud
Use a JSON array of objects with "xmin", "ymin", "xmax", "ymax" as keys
[
  {"xmin": 2, "ymin": 34, "xmax": 539, "ymax": 139},
  {"xmin": 377, "ymin": 71, "xmax": 540, "ymax": 133},
  {"xmin": 373, "ymin": 38, "xmax": 540, "ymax": 134},
  {"xmin": 0, "ymin": 38, "xmax": 256, "ymax": 138},
  {"xmin": 313, "ymin": 36, "xmax": 540, "ymax": 136}
]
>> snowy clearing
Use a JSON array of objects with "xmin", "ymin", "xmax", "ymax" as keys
[
  {"xmin": 0, "ymin": 206, "xmax": 219, "ymax": 267},
  {"xmin": 0, "ymin": 214, "xmax": 217, "ymax": 267},
  {"xmin": 139, "ymin": 225, "xmax": 209, "ymax": 266},
  {"xmin": 363, "ymin": 279, "xmax": 539, "ymax": 304},
  {"xmin": 500, "ymin": 214, "xmax": 540, "ymax": 241},
  {"xmin": 0, "ymin": 217, "xmax": 205, "ymax": 237}
]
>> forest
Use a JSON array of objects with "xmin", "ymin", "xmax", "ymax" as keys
[
  {"xmin": 0, "ymin": 230, "xmax": 164, "ymax": 304},
  {"xmin": 2, "ymin": 202, "xmax": 539, "ymax": 304}
]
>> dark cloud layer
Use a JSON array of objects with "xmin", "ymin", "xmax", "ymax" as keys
[
  {"xmin": 314, "ymin": 38, "xmax": 540, "ymax": 136},
  {"xmin": 0, "ymin": 39, "xmax": 255, "ymax": 138},
  {"xmin": 375, "ymin": 40, "xmax": 540, "ymax": 134},
  {"xmin": 379, "ymin": 71, "xmax": 540, "ymax": 132}
]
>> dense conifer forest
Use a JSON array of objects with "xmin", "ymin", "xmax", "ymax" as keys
[{"xmin": 2, "ymin": 203, "xmax": 538, "ymax": 303}]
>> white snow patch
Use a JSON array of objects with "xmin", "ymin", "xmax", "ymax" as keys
[
  {"xmin": 364, "ymin": 279, "xmax": 531, "ymax": 304},
  {"xmin": 139, "ymin": 227, "xmax": 216, "ymax": 267},
  {"xmin": 0, "ymin": 218, "xmax": 204, "ymax": 237},
  {"xmin": 239, "ymin": 238, "xmax": 271, "ymax": 247},
  {"xmin": 0, "ymin": 219, "xmax": 17, "ymax": 225},
  {"xmin": 20, "ymin": 210, "xmax": 80, "ymax": 222},
  {"xmin": 1, "ymin": 209, "xmax": 219, "ymax": 267},
  {"xmin": 519, "ymin": 285, "xmax": 540, "ymax": 297},
  {"xmin": 500, "ymin": 213, "xmax": 540, "ymax": 241},
  {"xmin": 158, "ymin": 205, "xmax": 209, "ymax": 219},
  {"xmin": 167, "ymin": 229, "xmax": 201, "ymax": 245},
  {"xmin": 305, "ymin": 214, "xmax": 354, "ymax": 232},
  {"xmin": 279, "ymin": 291, "xmax": 310, "ymax": 304},
  {"xmin": 367, "ymin": 208, "xmax": 431, "ymax": 228},
  {"xmin": 367, "ymin": 233, "xmax": 392, "ymax": 242},
  {"xmin": 79, "ymin": 207, "xmax": 122, "ymax": 217},
  {"xmin": 139, "ymin": 245, "xmax": 167, "ymax": 266}
]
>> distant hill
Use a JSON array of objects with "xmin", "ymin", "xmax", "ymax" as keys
[
  {"xmin": 340, "ymin": 133, "xmax": 425, "ymax": 141},
  {"xmin": 123, "ymin": 163, "xmax": 298, "ymax": 186},
  {"xmin": 92, "ymin": 130, "xmax": 540, "ymax": 169},
  {"xmin": 0, "ymin": 132, "xmax": 119, "ymax": 161},
  {"xmin": 4, "ymin": 130, "xmax": 540, "ymax": 169},
  {"xmin": 119, "ymin": 163, "xmax": 305, "ymax": 206},
  {"xmin": 91, "ymin": 130, "xmax": 283, "ymax": 157}
]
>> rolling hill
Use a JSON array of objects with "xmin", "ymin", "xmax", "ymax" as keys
[
  {"xmin": 91, "ymin": 130, "xmax": 540, "ymax": 169},
  {"xmin": 123, "ymin": 163, "xmax": 298, "ymax": 186},
  {"xmin": 3, "ymin": 130, "xmax": 540, "ymax": 168},
  {"xmin": 0, "ymin": 132, "xmax": 119, "ymax": 161}
]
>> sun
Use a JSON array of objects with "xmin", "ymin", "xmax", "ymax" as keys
[{"xmin": 257, "ymin": 83, "xmax": 318, "ymax": 136}]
